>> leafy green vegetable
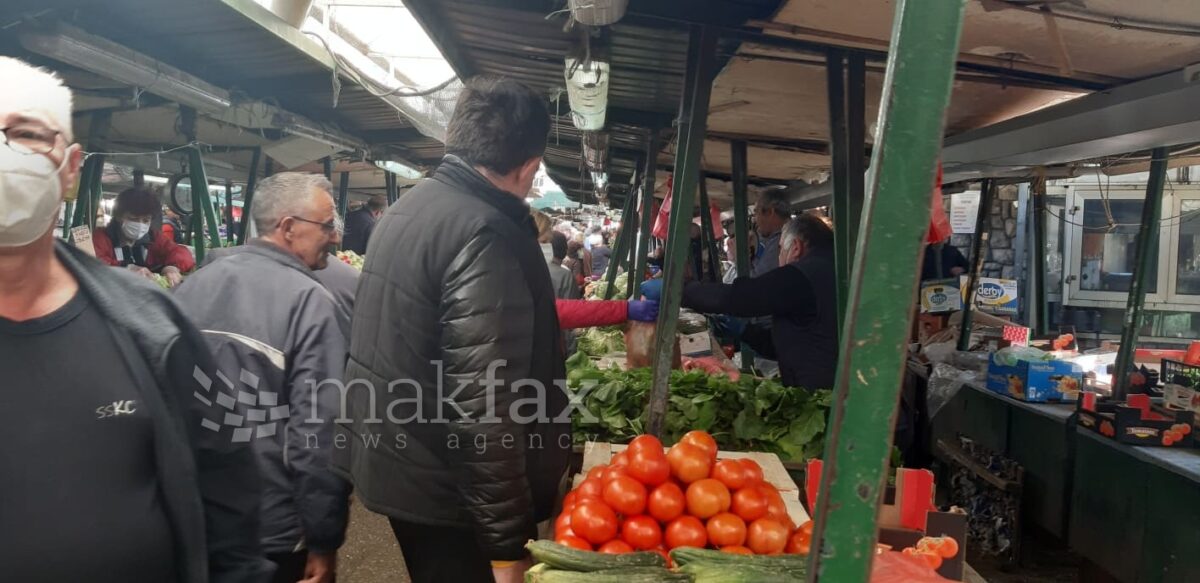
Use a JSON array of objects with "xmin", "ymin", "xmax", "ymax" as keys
[
  {"xmin": 566, "ymin": 358, "xmax": 832, "ymax": 461},
  {"xmin": 576, "ymin": 327, "xmax": 625, "ymax": 358}
]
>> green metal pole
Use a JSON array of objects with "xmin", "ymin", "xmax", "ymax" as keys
[
  {"xmin": 62, "ymin": 201, "xmax": 74, "ymax": 238},
  {"xmin": 602, "ymin": 192, "xmax": 637, "ymax": 300},
  {"xmin": 338, "ymin": 171, "xmax": 350, "ymax": 220},
  {"xmin": 323, "ymin": 156, "xmax": 333, "ymax": 181},
  {"xmin": 957, "ymin": 179, "xmax": 996, "ymax": 351},
  {"xmin": 826, "ymin": 48, "xmax": 851, "ymax": 329},
  {"xmin": 70, "ymin": 155, "xmax": 98, "ymax": 230},
  {"xmin": 238, "ymin": 147, "xmax": 261, "ymax": 245},
  {"xmin": 808, "ymin": 1, "xmax": 967, "ymax": 581},
  {"xmin": 1112, "ymin": 146, "xmax": 1168, "ymax": 401},
  {"xmin": 624, "ymin": 194, "xmax": 642, "ymax": 298},
  {"xmin": 845, "ymin": 53, "xmax": 867, "ymax": 271},
  {"xmin": 188, "ymin": 147, "xmax": 221, "ymax": 264},
  {"xmin": 647, "ymin": 24, "xmax": 718, "ymax": 437},
  {"xmin": 225, "ymin": 180, "xmax": 234, "ymax": 245},
  {"xmin": 86, "ymin": 153, "xmax": 105, "ymax": 232},
  {"xmin": 730, "ymin": 139, "xmax": 756, "ymax": 372},
  {"xmin": 634, "ymin": 131, "xmax": 660, "ymax": 287},
  {"xmin": 1032, "ymin": 177, "xmax": 1050, "ymax": 336},
  {"xmin": 698, "ymin": 177, "xmax": 721, "ymax": 282}
]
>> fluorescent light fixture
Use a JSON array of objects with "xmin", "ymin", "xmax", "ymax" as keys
[
  {"xmin": 374, "ymin": 160, "xmax": 424, "ymax": 180},
  {"xmin": 274, "ymin": 114, "xmax": 364, "ymax": 153},
  {"xmin": 141, "ymin": 175, "xmax": 170, "ymax": 185},
  {"xmin": 564, "ymin": 57, "xmax": 609, "ymax": 131},
  {"xmin": 21, "ymin": 23, "xmax": 232, "ymax": 114}
]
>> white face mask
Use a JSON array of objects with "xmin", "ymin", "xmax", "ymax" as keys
[
  {"xmin": 0, "ymin": 146, "xmax": 64, "ymax": 247},
  {"xmin": 122, "ymin": 219, "xmax": 151, "ymax": 242}
]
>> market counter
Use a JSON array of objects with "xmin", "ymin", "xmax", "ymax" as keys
[
  {"xmin": 932, "ymin": 377, "xmax": 1200, "ymax": 581},
  {"xmin": 931, "ymin": 379, "xmax": 1075, "ymax": 538}
]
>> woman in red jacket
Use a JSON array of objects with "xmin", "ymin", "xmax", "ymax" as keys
[{"xmin": 93, "ymin": 187, "xmax": 195, "ymax": 287}]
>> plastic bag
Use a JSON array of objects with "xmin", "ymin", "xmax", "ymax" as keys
[
  {"xmin": 994, "ymin": 345, "xmax": 1050, "ymax": 367},
  {"xmin": 871, "ymin": 551, "xmax": 955, "ymax": 582},
  {"xmin": 927, "ymin": 363, "xmax": 980, "ymax": 419},
  {"xmin": 652, "ymin": 177, "xmax": 673, "ymax": 239},
  {"xmin": 926, "ymin": 162, "xmax": 953, "ymax": 244}
]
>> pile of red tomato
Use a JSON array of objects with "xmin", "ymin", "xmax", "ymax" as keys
[{"xmin": 554, "ymin": 431, "xmax": 813, "ymax": 561}]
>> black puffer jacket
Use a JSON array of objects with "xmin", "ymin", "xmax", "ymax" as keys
[{"xmin": 335, "ymin": 156, "xmax": 569, "ymax": 561}]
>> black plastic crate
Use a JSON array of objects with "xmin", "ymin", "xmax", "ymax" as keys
[{"xmin": 1162, "ymin": 359, "xmax": 1200, "ymax": 388}]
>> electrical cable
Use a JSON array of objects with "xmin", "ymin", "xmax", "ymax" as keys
[
  {"xmin": 996, "ymin": 1, "xmax": 1200, "ymax": 38},
  {"xmin": 303, "ymin": 29, "xmax": 457, "ymax": 99}
]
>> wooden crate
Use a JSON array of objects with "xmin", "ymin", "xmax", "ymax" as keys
[{"xmin": 576, "ymin": 441, "xmax": 811, "ymax": 525}]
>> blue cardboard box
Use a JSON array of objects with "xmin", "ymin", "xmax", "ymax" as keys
[{"xmin": 986, "ymin": 353, "xmax": 1083, "ymax": 402}]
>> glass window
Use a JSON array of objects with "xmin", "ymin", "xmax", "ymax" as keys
[
  {"xmin": 1078, "ymin": 199, "xmax": 1157, "ymax": 293},
  {"xmin": 1044, "ymin": 204, "xmax": 1063, "ymax": 292},
  {"xmin": 1177, "ymin": 201, "xmax": 1200, "ymax": 296}
]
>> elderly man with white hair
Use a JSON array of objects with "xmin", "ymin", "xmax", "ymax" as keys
[
  {"xmin": 174, "ymin": 172, "xmax": 351, "ymax": 583},
  {"xmin": 0, "ymin": 57, "xmax": 272, "ymax": 582}
]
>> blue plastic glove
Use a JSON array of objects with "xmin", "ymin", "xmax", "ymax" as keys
[
  {"xmin": 627, "ymin": 300, "xmax": 659, "ymax": 322},
  {"xmin": 639, "ymin": 279, "xmax": 663, "ymax": 302}
]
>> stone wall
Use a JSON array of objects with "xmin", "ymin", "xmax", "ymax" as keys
[{"xmin": 944, "ymin": 184, "xmax": 1019, "ymax": 279}]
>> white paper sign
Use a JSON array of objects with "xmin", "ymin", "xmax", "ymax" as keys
[
  {"xmin": 70, "ymin": 225, "xmax": 96, "ymax": 257},
  {"xmin": 950, "ymin": 191, "xmax": 981, "ymax": 234}
]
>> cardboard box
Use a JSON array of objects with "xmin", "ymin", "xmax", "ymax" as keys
[
  {"xmin": 986, "ymin": 353, "xmax": 1083, "ymax": 402},
  {"xmin": 679, "ymin": 331, "xmax": 715, "ymax": 357},
  {"xmin": 920, "ymin": 278, "xmax": 963, "ymax": 313},
  {"xmin": 1077, "ymin": 393, "xmax": 1196, "ymax": 447},
  {"xmin": 961, "ymin": 276, "xmax": 1019, "ymax": 316}
]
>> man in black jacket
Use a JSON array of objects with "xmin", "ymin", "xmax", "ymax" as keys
[
  {"xmin": 340, "ymin": 194, "xmax": 386, "ymax": 255},
  {"xmin": 336, "ymin": 77, "xmax": 565, "ymax": 583},
  {"xmin": 0, "ymin": 56, "xmax": 270, "ymax": 583},
  {"xmin": 671, "ymin": 214, "xmax": 839, "ymax": 390}
]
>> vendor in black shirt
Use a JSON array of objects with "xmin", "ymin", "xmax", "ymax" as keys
[
  {"xmin": 0, "ymin": 57, "xmax": 270, "ymax": 583},
  {"xmin": 651, "ymin": 214, "xmax": 839, "ymax": 390}
]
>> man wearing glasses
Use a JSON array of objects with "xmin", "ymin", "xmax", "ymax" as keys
[
  {"xmin": 175, "ymin": 172, "xmax": 351, "ymax": 583},
  {"xmin": 0, "ymin": 57, "xmax": 271, "ymax": 582}
]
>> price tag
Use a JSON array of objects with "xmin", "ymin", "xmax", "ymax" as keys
[
  {"xmin": 950, "ymin": 191, "xmax": 981, "ymax": 234},
  {"xmin": 70, "ymin": 225, "xmax": 96, "ymax": 257}
]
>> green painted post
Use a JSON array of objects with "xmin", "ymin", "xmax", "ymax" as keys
[
  {"xmin": 603, "ymin": 193, "xmax": 637, "ymax": 300},
  {"xmin": 1113, "ymin": 147, "xmax": 1168, "ymax": 400},
  {"xmin": 634, "ymin": 132, "xmax": 660, "ymax": 287},
  {"xmin": 323, "ymin": 156, "xmax": 333, "ymax": 181},
  {"xmin": 337, "ymin": 171, "xmax": 350, "ymax": 220},
  {"xmin": 85, "ymin": 153, "xmax": 105, "ymax": 232},
  {"xmin": 188, "ymin": 147, "xmax": 221, "ymax": 262},
  {"xmin": 698, "ymin": 177, "xmax": 721, "ymax": 282},
  {"xmin": 238, "ymin": 147, "xmax": 261, "ymax": 245},
  {"xmin": 646, "ymin": 24, "xmax": 718, "ymax": 437},
  {"xmin": 845, "ymin": 53, "xmax": 867, "ymax": 270},
  {"xmin": 624, "ymin": 195, "xmax": 642, "ymax": 298},
  {"xmin": 70, "ymin": 155, "xmax": 98, "ymax": 230},
  {"xmin": 730, "ymin": 139, "xmax": 756, "ymax": 372},
  {"xmin": 225, "ymin": 181, "xmax": 235, "ymax": 244},
  {"xmin": 1032, "ymin": 177, "xmax": 1050, "ymax": 336},
  {"xmin": 958, "ymin": 179, "xmax": 996, "ymax": 351},
  {"xmin": 807, "ymin": 1, "xmax": 967, "ymax": 581},
  {"xmin": 826, "ymin": 48, "xmax": 850, "ymax": 328},
  {"xmin": 62, "ymin": 201, "xmax": 74, "ymax": 238}
]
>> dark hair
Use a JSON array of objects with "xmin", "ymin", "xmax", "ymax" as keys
[
  {"xmin": 567, "ymin": 240, "xmax": 583, "ymax": 258},
  {"xmin": 367, "ymin": 195, "xmax": 387, "ymax": 212},
  {"xmin": 446, "ymin": 76, "xmax": 550, "ymax": 175},
  {"xmin": 550, "ymin": 231, "xmax": 568, "ymax": 261},
  {"xmin": 114, "ymin": 187, "xmax": 162, "ymax": 219}
]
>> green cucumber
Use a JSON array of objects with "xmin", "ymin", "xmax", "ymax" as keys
[
  {"xmin": 525, "ymin": 540, "xmax": 667, "ymax": 572},
  {"xmin": 670, "ymin": 547, "xmax": 809, "ymax": 570},
  {"xmin": 677, "ymin": 562, "xmax": 804, "ymax": 582},
  {"xmin": 527, "ymin": 567, "xmax": 690, "ymax": 583}
]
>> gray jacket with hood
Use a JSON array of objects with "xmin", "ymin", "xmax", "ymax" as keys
[{"xmin": 174, "ymin": 240, "xmax": 351, "ymax": 555}]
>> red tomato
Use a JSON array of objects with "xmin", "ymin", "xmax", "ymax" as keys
[
  {"xmin": 706, "ymin": 512, "xmax": 748, "ymax": 547},
  {"xmin": 604, "ymin": 465, "xmax": 629, "ymax": 483},
  {"xmin": 556, "ymin": 535, "xmax": 592, "ymax": 551},
  {"xmin": 786, "ymin": 522, "xmax": 812, "ymax": 555},
  {"xmin": 686, "ymin": 479, "xmax": 732, "ymax": 519},
  {"xmin": 647, "ymin": 482, "xmax": 686, "ymax": 523},
  {"xmin": 760, "ymin": 485, "xmax": 790, "ymax": 525},
  {"xmin": 903, "ymin": 547, "xmax": 943, "ymax": 569},
  {"xmin": 621, "ymin": 515, "xmax": 663, "ymax": 550},
  {"xmin": 576, "ymin": 478, "xmax": 604, "ymax": 501},
  {"xmin": 610, "ymin": 451, "xmax": 631, "ymax": 467},
  {"xmin": 627, "ymin": 435, "xmax": 664, "ymax": 456},
  {"xmin": 680, "ymin": 430, "xmax": 719, "ymax": 462},
  {"xmin": 571, "ymin": 500, "xmax": 619, "ymax": 545},
  {"xmin": 562, "ymin": 491, "xmax": 578, "ymax": 510},
  {"xmin": 738, "ymin": 459, "xmax": 765, "ymax": 484},
  {"xmin": 711, "ymin": 459, "xmax": 749, "ymax": 491},
  {"xmin": 598, "ymin": 539, "xmax": 633, "ymax": 554},
  {"xmin": 554, "ymin": 512, "xmax": 575, "ymax": 539},
  {"xmin": 667, "ymin": 442, "xmax": 713, "ymax": 484},
  {"xmin": 747, "ymin": 518, "xmax": 790, "ymax": 555},
  {"xmin": 587, "ymin": 465, "xmax": 608, "ymax": 482},
  {"xmin": 602, "ymin": 475, "xmax": 648, "ymax": 516},
  {"xmin": 664, "ymin": 516, "xmax": 708, "ymax": 549},
  {"xmin": 626, "ymin": 449, "xmax": 670, "ymax": 487},
  {"xmin": 721, "ymin": 545, "xmax": 754, "ymax": 555},
  {"xmin": 731, "ymin": 487, "xmax": 769, "ymax": 522}
]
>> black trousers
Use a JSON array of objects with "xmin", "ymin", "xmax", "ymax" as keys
[
  {"xmin": 389, "ymin": 519, "xmax": 493, "ymax": 583},
  {"xmin": 267, "ymin": 551, "xmax": 308, "ymax": 583}
]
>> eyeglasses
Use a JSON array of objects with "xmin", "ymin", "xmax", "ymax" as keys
[
  {"xmin": 1, "ymin": 122, "xmax": 60, "ymax": 156},
  {"xmin": 289, "ymin": 215, "xmax": 344, "ymax": 235}
]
